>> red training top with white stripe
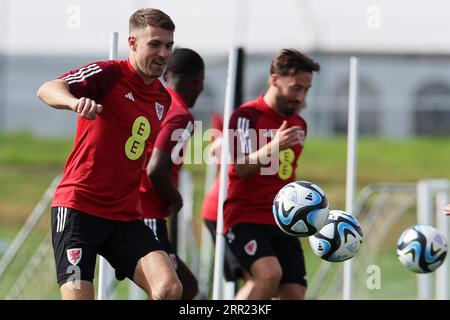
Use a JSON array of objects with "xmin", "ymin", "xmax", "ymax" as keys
[
  {"xmin": 140, "ymin": 87, "xmax": 195, "ymax": 219},
  {"xmin": 223, "ymin": 95, "xmax": 307, "ymax": 232},
  {"xmin": 52, "ymin": 59, "xmax": 171, "ymax": 221}
]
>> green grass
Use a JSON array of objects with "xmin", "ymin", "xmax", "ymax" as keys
[
  {"xmin": 0, "ymin": 131, "xmax": 72, "ymax": 166},
  {"xmin": 1, "ymin": 131, "xmax": 450, "ymax": 299},
  {"xmin": 0, "ymin": 132, "xmax": 71, "ymax": 228},
  {"xmin": 2, "ymin": 132, "xmax": 450, "ymax": 227},
  {"xmin": 309, "ymin": 136, "xmax": 450, "ymax": 181},
  {"xmin": 301, "ymin": 244, "xmax": 418, "ymax": 300}
]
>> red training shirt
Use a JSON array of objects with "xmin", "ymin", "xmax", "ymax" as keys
[
  {"xmin": 223, "ymin": 95, "xmax": 307, "ymax": 232},
  {"xmin": 52, "ymin": 59, "xmax": 171, "ymax": 221},
  {"xmin": 140, "ymin": 87, "xmax": 195, "ymax": 219}
]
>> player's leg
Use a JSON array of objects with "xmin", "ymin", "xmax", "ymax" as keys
[
  {"xmin": 133, "ymin": 250, "xmax": 182, "ymax": 300},
  {"xmin": 276, "ymin": 283, "xmax": 306, "ymax": 300},
  {"xmin": 247, "ymin": 257, "xmax": 282, "ymax": 299},
  {"xmin": 234, "ymin": 271, "xmax": 254, "ymax": 300},
  {"xmin": 176, "ymin": 259, "xmax": 198, "ymax": 299},
  {"xmin": 145, "ymin": 218, "xmax": 198, "ymax": 299},
  {"xmin": 51, "ymin": 207, "xmax": 108, "ymax": 300},
  {"xmin": 223, "ymin": 234, "xmax": 250, "ymax": 299},
  {"xmin": 106, "ymin": 219, "xmax": 182, "ymax": 300},
  {"xmin": 273, "ymin": 228, "xmax": 307, "ymax": 300},
  {"xmin": 227, "ymin": 223, "xmax": 282, "ymax": 299},
  {"xmin": 206, "ymin": 218, "xmax": 250, "ymax": 297},
  {"xmin": 60, "ymin": 281, "xmax": 95, "ymax": 300},
  {"xmin": 204, "ymin": 218, "xmax": 217, "ymax": 243}
]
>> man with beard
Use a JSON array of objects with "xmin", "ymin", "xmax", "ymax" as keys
[
  {"xmin": 223, "ymin": 49, "xmax": 320, "ymax": 300},
  {"xmin": 36, "ymin": 8, "xmax": 182, "ymax": 300}
]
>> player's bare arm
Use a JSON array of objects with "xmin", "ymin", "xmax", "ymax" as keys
[
  {"xmin": 233, "ymin": 120, "xmax": 302, "ymax": 178},
  {"xmin": 36, "ymin": 79, "xmax": 103, "ymax": 120},
  {"xmin": 148, "ymin": 148, "xmax": 183, "ymax": 214}
]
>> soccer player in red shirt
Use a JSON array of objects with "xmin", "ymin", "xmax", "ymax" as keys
[
  {"xmin": 140, "ymin": 48, "xmax": 204, "ymax": 299},
  {"xmin": 224, "ymin": 49, "xmax": 320, "ymax": 300},
  {"xmin": 36, "ymin": 8, "xmax": 182, "ymax": 300}
]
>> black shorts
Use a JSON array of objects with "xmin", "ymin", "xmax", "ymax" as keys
[
  {"xmin": 51, "ymin": 207, "xmax": 163, "ymax": 286},
  {"xmin": 204, "ymin": 219, "xmax": 243, "ymax": 282},
  {"xmin": 142, "ymin": 218, "xmax": 178, "ymax": 269},
  {"xmin": 226, "ymin": 223, "xmax": 307, "ymax": 287}
]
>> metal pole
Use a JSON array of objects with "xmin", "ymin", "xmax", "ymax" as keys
[
  {"xmin": 416, "ymin": 180, "xmax": 433, "ymax": 299},
  {"xmin": 436, "ymin": 186, "xmax": 449, "ymax": 300},
  {"xmin": 343, "ymin": 57, "xmax": 358, "ymax": 300},
  {"xmin": 212, "ymin": 48, "xmax": 239, "ymax": 300},
  {"xmin": 108, "ymin": 32, "xmax": 118, "ymax": 61}
]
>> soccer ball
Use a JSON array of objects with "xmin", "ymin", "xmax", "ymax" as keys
[
  {"xmin": 397, "ymin": 224, "xmax": 447, "ymax": 273},
  {"xmin": 309, "ymin": 210, "xmax": 363, "ymax": 262},
  {"xmin": 272, "ymin": 181, "xmax": 329, "ymax": 237}
]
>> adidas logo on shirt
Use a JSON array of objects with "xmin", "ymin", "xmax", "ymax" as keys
[{"xmin": 125, "ymin": 92, "xmax": 135, "ymax": 101}]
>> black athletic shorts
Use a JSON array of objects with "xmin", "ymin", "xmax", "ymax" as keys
[
  {"xmin": 226, "ymin": 222, "xmax": 307, "ymax": 287},
  {"xmin": 142, "ymin": 218, "xmax": 178, "ymax": 269},
  {"xmin": 204, "ymin": 219, "xmax": 244, "ymax": 282},
  {"xmin": 51, "ymin": 207, "xmax": 163, "ymax": 286}
]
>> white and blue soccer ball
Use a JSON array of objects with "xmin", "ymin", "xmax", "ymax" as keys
[
  {"xmin": 397, "ymin": 224, "xmax": 447, "ymax": 274},
  {"xmin": 272, "ymin": 181, "xmax": 329, "ymax": 237},
  {"xmin": 309, "ymin": 210, "xmax": 363, "ymax": 262}
]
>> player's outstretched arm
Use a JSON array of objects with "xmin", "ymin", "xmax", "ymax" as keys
[
  {"xmin": 148, "ymin": 148, "xmax": 183, "ymax": 215},
  {"xmin": 445, "ymin": 204, "xmax": 450, "ymax": 216},
  {"xmin": 36, "ymin": 79, "xmax": 102, "ymax": 120}
]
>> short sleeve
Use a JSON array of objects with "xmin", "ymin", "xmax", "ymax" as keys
[
  {"xmin": 58, "ymin": 60, "xmax": 121, "ymax": 101},
  {"xmin": 155, "ymin": 110, "xmax": 194, "ymax": 163},
  {"xmin": 228, "ymin": 108, "xmax": 257, "ymax": 159}
]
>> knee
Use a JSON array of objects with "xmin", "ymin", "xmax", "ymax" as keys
[
  {"xmin": 254, "ymin": 267, "xmax": 282, "ymax": 288},
  {"xmin": 298, "ymin": 291, "xmax": 305, "ymax": 300},
  {"xmin": 152, "ymin": 278, "xmax": 183, "ymax": 300},
  {"xmin": 167, "ymin": 279, "xmax": 183, "ymax": 300},
  {"xmin": 297, "ymin": 285, "xmax": 306, "ymax": 300}
]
